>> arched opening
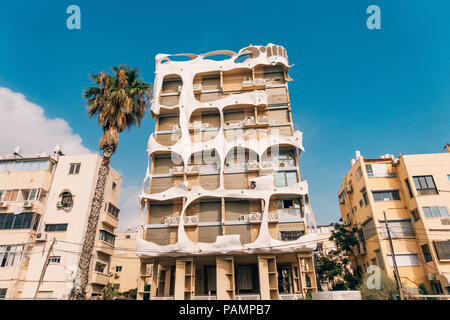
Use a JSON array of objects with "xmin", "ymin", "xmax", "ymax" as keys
[
  {"xmin": 149, "ymin": 151, "xmax": 184, "ymax": 194},
  {"xmin": 189, "ymin": 107, "xmax": 221, "ymax": 143},
  {"xmin": 159, "ymin": 74, "xmax": 182, "ymax": 106},
  {"xmin": 186, "ymin": 149, "xmax": 220, "ymax": 190},
  {"xmin": 155, "ymin": 111, "xmax": 181, "ymax": 146}
]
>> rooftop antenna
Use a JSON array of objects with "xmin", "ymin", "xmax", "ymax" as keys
[
  {"xmin": 13, "ymin": 146, "xmax": 23, "ymax": 158},
  {"xmin": 53, "ymin": 144, "xmax": 64, "ymax": 156}
]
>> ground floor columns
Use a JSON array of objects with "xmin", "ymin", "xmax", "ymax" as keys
[
  {"xmin": 216, "ymin": 256, "xmax": 235, "ymax": 300},
  {"xmin": 174, "ymin": 258, "xmax": 194, "ymax": 300},
  {"xmin": 258, "ymin": 255, "xmax": 280, "ymax": 300},
  {"xmin": 296, "ymin": 253, "xmax": 318, "ymax": 296}
]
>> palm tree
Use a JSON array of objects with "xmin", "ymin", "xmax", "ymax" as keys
[{"xmin": 70, "ymin": 65, "xmax": 151, "ymax": 299}]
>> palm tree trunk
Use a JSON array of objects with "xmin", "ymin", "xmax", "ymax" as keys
[{"xmin": 71, "ymin": 146, "xmax": 113, "ymax": 299}]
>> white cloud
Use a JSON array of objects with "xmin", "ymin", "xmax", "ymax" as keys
[
  {"xmin": 117, "ymin": 184, "xmax": 141, "ymax": 232},
  {"xmin": 0, "ymin": 87, "xmax": 91, "ymax": 156}
]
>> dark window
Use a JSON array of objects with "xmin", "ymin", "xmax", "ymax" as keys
[
  {"xmin": 413, "ymin": 175, "xmax": 438, "ymax": 195},
  {"xmin": 372, "ymin": 190, "xmax": 401, "ymax": 201},
  {"xmin": 115, "ymin": 266, "xmax": 122, "ymax": 272},
  {"xmin": 280, "ymin": 230, "xmax": 303, "ymax": 241},
  {"xmin": 68, "ymin": 163, "xmax": 81, "ymax": 175},
  {"xmin": 359, "ymin": 200, "xmax": 363, "ymax": 207},
  {"xmin": 421, "ymin": 244, "xmax": 433, "ymax": 262},
  {"xmin": 100, "ymin": 230, "xmax": 116, "ymax": 245},
  {"xmin": 411, "ymin": 209, "xmax": 420, "ymax": 222},
  {"xmin": 361, "ymin": 188, "xmax": 369, "ymax": 206},
  {"xmin": 112, "ymin": 182, "xmax": 117, "ymax": 190},
  {"xmin": 45, "ymin": 224, "xmax": 68, "ymax": 232},
  {"xmin": 48, "ymin": 256, "xmax": 61, "ymax": 264},
  {"xmin": 365, "ymin": 164, "xmax": 374, "ymax": 177},
  {"xmin": 430, "ymin": 281, "xmax": 444, "ymax": 295},
  {"xmin": 0, "ymin": 288, "xmax": 6, "ymax": 299},
  {"xmin": 405, "ymin": 179, "xmax": 413, "ymax": 198},
  {"xmin": 107, "ymin": 203, "xmax": 120, "ymax": 218},
  {"xmin": 433, "ymin": 241, "xmax": 450, "ymax": 260},
  {"xmin": 0, "ymin": 213, "xmax": 40, "ymax": 230}
]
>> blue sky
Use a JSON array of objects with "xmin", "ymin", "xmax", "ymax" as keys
[{"xmin": 0, "ymin": 0, "xmax": 449, "ymax": 229}]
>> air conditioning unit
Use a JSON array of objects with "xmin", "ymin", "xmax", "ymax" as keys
[
  {"xmin": 170, "ymin": 166, "xmax": 184, "ymax": 176},
  {"xmin": 239, "ymin": 215, "xmax": 249, "ymax": 222},
  {"xmin": 22, "ymin": 201, "xmax": 33, "ymax": 209},
  {"xmin": 0, "ymin": 202, "xmax": 8, "ymax": 209},
  {"xmin": 244, "ymin": 116, "xmax": 255, "ymax": 125},
  {"xmin": 177, "ymin": 85, "xmax": 183, "ymax": 93},
  {"xmin": 164, "ymin": 216, "xmax": 180, "ymax": 226},
  {"xmin": 440, "ymin": 218, "xmax": 450, "ymax": 226},
  {"xmin": 36, "ymin": 232, "xmax": 48, "ymax": 242},
  {"xmin": 425, "ymin": 273, "xmax": 435, "ymax": 281},
  {"xmin": 169, "ymin": 124, "xmax": 180, "ymax": 131}
]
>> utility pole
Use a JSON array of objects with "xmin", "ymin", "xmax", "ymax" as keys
[
  {"xmin": 34, "ymin": 238, "xmax": 56, "ymax": 299},
  {"xmin": 383, "ymin": 211, "xmax": 404, "ymax": 300}
]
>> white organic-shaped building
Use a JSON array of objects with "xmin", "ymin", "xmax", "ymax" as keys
[{"xmin": 137, "ymin": 44, "xmax": 318, "ymax": 300}]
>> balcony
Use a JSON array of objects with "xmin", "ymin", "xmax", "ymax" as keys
[
  {"xmin": 189, "ymin": 121, "xmax": 210, "ymax": 132},
  {"xmin": 186, "ymin": 165, "xmax": 200, "ymax": 176},
  {"xmin": 170, "ymin": 166, "xmax": 185, "ymax": 176},
  {"xmin": 91, "ymin": 271, "xmax": 111, "ymax": 286},
  {"xmin": 164, "ymin": 216, "xmax": 199, "ymax": 227},
  {"xmin": 100, "ymin": 211, "xmax": 119, "ymax": 229},
  {"xmin": 246, "ymin": 160, "xmax": 259, "ymax": 172},
  {"xmin": 259, "ymin": 160, "xmax": 275, "ymax": 173},
  {"xmin": 97, "ymin": 241, "xmax": 114, "ymax": 256},
  {"xmin": 242, "ymin": 77, "xmax": 268, "ymax": 91},
  {"xmin": 240, "ymin": 213, "xmax": 278, "ymax": 224}
]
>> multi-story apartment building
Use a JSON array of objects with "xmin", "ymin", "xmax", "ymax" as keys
[
  {"xmin": 110, "ymin": 231, "xmax": 140, "ymax": 293},
  {"xmin": 338, "ymin": 148, "xmax": 450, "ymax": 296},
  {"xmin": 136, "ymin": 44, "xmax": 319, "ymax": 300},
  {"xmin": 0, "ymin": 148, "xmax": 121, "ymax": 299}
]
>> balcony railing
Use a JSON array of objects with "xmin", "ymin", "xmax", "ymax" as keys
[
  {"xmin": 164, "ymin": 216, "xmax": 199, "ymax": 226},
  {"xmin": 170, "ymin": 166, "xmax": 185, "ymax": 176},
  {"xmin": 186, "ymin": 165, "xmax": 200, "ymax": 175},
  {"xmin": 240, "ymin": 213, "xmax": 278, "ymax": 224},
  {"xmin": 193, "ymin": 295, "xmax": 217, "ymax": 300},
  {"xmin": 189, "ymin": 121, "xmax": 210, "ymax": 131}
]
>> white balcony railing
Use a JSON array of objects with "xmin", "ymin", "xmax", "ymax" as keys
[
  {"xmin": 170, "ymin": 166, "xmax": 184, "ymax": 176},
  {"xmin": 164, "ymin": 216, "xmax": 198, "ymax": 226},
  {"xmin": 259, "ymin": 160, "xmax": 275, "ymax": 171},
  {"xmin": 242, "ymin": 78, "xmax": 253, "ymax": 87},
  {"xmin": 186, "ymin": 165, "xmax": 200, "ymax": 175}
]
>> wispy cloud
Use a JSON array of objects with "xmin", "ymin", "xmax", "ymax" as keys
[{"xmin": 117, "ymin": 184, "xmax": 140, "ymax": 232}]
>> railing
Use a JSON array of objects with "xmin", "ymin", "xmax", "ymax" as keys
[
  {"xmin": 186, "ymin": 165, "xmax": 200, "ymax": 175},
  {"xmin": 151, "ymin": 296, "xmax": 174, "ymax": 300},
  {"xmin": 225, "ymin": 162, "xmax": 246, "ymax": 171},
  {"xmin": 235, "ymin": 294, "xmax": 261, "ymax": 300},
  {"xmin": 279, "ymin": 294, "xmax": 302, "ymax": 300},
  {"xmin": 170, "ymin": 166, "xmax": 184, "ymax": 175},
  {"xmin": 246, "ymin": 161, "xmax": 259, "ymax": 171},
  {"xmin": 224, "ymin": 121, "xmax": 244, "ymax": 128},
  {"xmin": 199, "ymin": 163, "xmax": 220, "ymax": 174},
  {"xmin": 164, "ymin": 216, "xmax": 198, "ymax": 226},
  {"xmin": 189, "ymin": 121, "xmax": 210, "ymax": 130},
  {"xmin": 259, "ymin": 160, "xmax": 275, "ymax": 171},
  {"xmin": 193, "ymin": 295, "xmax": 217, "ymax": 300}
]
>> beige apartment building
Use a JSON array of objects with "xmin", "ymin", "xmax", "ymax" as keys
[
  {"xmin": 110, "ymin": 231, "xmax": 139, "ymax": 293},
  {"xmin": 136, "ymin": 44, "xmax": 319, "ymax": 300},
  {"xmin": 338, "ymin": 148, "xmax": 450, "ymax": 296},
  {"xmin": 0, "ymin": 148, "xmax": 121, "ymax": 299}
]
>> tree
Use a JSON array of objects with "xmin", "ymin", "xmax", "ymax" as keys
[
  {"xmin": 358, "ymin": 272, "xmax": 399, "ymax": 300},
  {"xmin": 70, "ymin": 66, "xmax": 151, "ymax": 299},
  {"xmin": 316, "ymin": 223, "xmax": 361, "ymax": 290},
  {"xmin": 100, "ymin": 283, "xmax": 118, "ymax": 300}
]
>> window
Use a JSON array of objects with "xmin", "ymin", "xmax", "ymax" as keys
[
  {"xmin": 112, "ymin": 182, "xmax": 117, "ymax": 190},
  {"xmin": 410, "ymin": 209, "xmax": 420, "ymax": 222},
  {"xmin": 48, "ymin": 256, "xmax": 61, "ymax": 264},
  {"xmin": 0, "ymin": 245, "xmax": 24, "ymax": 267},
  {"xmin": 107, "ymin": 203, "xmax": 120, "ymax": 218},
  {"xmin": 0, "ymin": 288, "xmax": 6, "ymax": 299},
  {"xmin": 115, "ymin": 266, "xmax": 122, "ymax": 272},
  {"xmin": 44, "ymin": 224, "xmax": 68, "ymax": 232},
  {"xmin": 0, "ymin": 213, "xmax": 40, "ymax": 230},
  {"xmin": 421, "ymin": 244, "xmax": 433, "ymax": 262},
  {"xmin": 100, "ymin": 230, "xmax": 116, "ymax": 245},
  {"xmin": 280, "ymin": 230, "xmax": 303, "ymax": 241},
  {"xmin": 422, "ymin": 206, "xmax": 449, "ymax": 218},
  {"xmin": 57, "ymin": 192, "xmax": 73, "ymax": 209},
  {"xmin": 356, "ymin": 167, "xmax": 362, "ymax": 180},
  {"xmin": 365, "ymin": 165, "xmax": 374, "ymax": 177},
  {"xmin": 430, "ymin": 281, "xmax": 444, "ymax": 295},
  {"xmin": 386, "ymin": 253, "xmax": 420, "ymax": 267},
  {"xmin": 413, "ymin": 175, "xmax": 438, "ymax": 195},
  {"xmin": 362, "ymin": 218, "xmax": 376, "ymax": 240},
  {"xmin": 433, "ymin": 241, "xmax": 450, "ymax": 260},
  {"xmin": 274, "ymin": 171, "xmax": 298, "ymax": 188},
  {"xmin": 95, "ymin": 262, "xmax": 106, "ymax": 273},
  {"xmin": 361, "ymin": 188, "xmax": 369, "ymax": 206},
  {"xmin": 0, "ymin": 160, "xmax": 50, "ymax": 173},
  {"xmin": 273, "ymin": 150, "xmax": 295, "ymax": 167},
  {"xmin": 68, "ymin": 163, "xmax": 81, "ymax": 175},
  {"xmin": 375, "ymin": 250, "xmax": 385, "ymax": 269},
  {"xmin": 405, "ymin": 179, "xmax": 413, "ymax": 198},
  {"xmin": 372, "ymin": 190, "xmax": 401, "ymax": 201},
  {"xmin": 380, "ymin": 220, "xmax": 415, "ymax": 238},
  {"xmin": 359, "ymin": 200, "xmax": 363, "ymax": 207},
  {"xmin": 370, "ymin": 258, "xmax": 377, "ymax": 266},
  {"xmin": 113, "ymin": 284, "xmax": 120, "ymax": 290}
]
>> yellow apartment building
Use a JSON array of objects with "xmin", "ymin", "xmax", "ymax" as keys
[
  {"xmin": 110, "ymin": 231, "xmax": 139, "ymax": 293},
  {"xmin": 338, "ymin": 148, "xmax": 450, "ymax": 296},
  {"xmin": 0, "ymin": 147, "xmax": 121, "ymax": 299},
  {"xmin": 136, "ymin": 44, "xmax": 319, "ymax": 300}
]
